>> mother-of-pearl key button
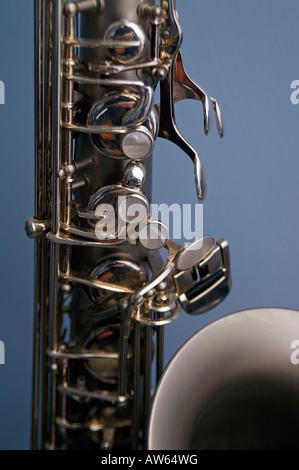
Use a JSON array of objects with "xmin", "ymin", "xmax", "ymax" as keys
[{"xmin": 175, "ymin": 237, "xmax": 215, "ymax": 271}]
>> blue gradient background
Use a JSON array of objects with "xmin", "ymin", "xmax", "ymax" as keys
[{"xmin": 0, "ymin": 0, "xmax": 299, "ymax": 449}]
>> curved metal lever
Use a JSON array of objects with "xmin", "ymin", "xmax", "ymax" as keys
[
  {"xmin": 174, "ymin": 51, "xmax": 223, "ymax": 137},
  {"xmin": 123, "ymin": 237, "xmax": 216, "ymax": 338},
  {"xmin": 174, "ymin": 51, "xmax": 212, "ymax": 135},
  {"xmin": 211, "ymin": 97, "xmax": 224, "ymax": 137},
  {"xmin": 156, "ymin": 0, "xmax": 206, "ymax": 202},
  {"xmin": 123, "ymin": 239, "xmax": 181, "ymax": 337},
  {"xmin": 158, "ymin": 65, "xmax": 207, "ymax": 203},
  {"xmin": 122, "ymin": 85, "xmax": 154, "ymax": 127}
]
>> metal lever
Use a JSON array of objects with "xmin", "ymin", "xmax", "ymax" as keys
[
  {"xmin": 157, "ymin": 0, "xmax": 223, "ymax": 203},
  {"xmin": 157, "ymin": 0, "xmax": 206, "ymax": 202},
  {"xmin": 158, "ymin": 68, "xmax": 207, "ymax": 203},
  {"xmin": 174, "ymin": 51, "xmax": 224, "ymax": 138},
  {"xmin": 211, "ymin": 97, "xmax": 224, "ymax": 137},
  {"xmin": 174, "ymin": 50, "xmax": 212, "ymax": 135}
]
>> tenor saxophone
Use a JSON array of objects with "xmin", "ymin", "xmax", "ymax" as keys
[{"xmin": 25, "ymin": 0, "xmax": 229, "ymax": 450}]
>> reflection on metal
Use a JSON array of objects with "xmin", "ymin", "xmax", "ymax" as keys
[{"xmin": 104, "ymin": 21, "xmax": 147, "ymax": 63}]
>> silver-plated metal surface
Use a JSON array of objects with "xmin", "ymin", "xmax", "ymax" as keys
[
  {"xmin": 90, "ymin": 259, "xmax": 148, "ymax": 301},
  {"xmin": 56, "ymin": 416, "xmax": 131, "ymax": 431},
  {"xmin": 47, "ymin": 349, "xmax": 121, "ymax": 360},
  {"xmin": 118, "ymin": 194, "xmax": 149, "ymax": 223},
  {"xmin": 88, "ymin": 184, "xmax": 149, "ymax": 228},
  {"xmin": 198, "ymin": 245, "xmax": 222, "ymax": 279},
  {"xmin": 118, "ymin": 239, "xmax": 181, "ymax": 401},
  {"xmin": 121, "ymin": 239, "xmax": 182, "ymax": 345},
  {"xmin": 84, "ymin": 325, "xmax": 126, "ymax": 383},
  {"xmin": 157, "ymin": 0, "xmax": 208, "ymax": 202},
  {"xmin": 211, "ymin": 97, "xmax": 224, "ymax": 137},
  {"xmin": 62, "ymin": 223, "xmax": 134, "ymax": 242},
  {"xmin": 57, "ymin": 384, "xmax": 123, "ymax": 403},
  {"xmin": 63, "ymin": 0, "xmax": 102, "ymax": 16},
  {"xmin": 86, "ymin": 91, "xmax": 156, "ymax": 157},
  {"xmin": 28, "ymin": 0, "xmax": 229, "ymax": 451},
  {"xmin": 47, "ymin": 230, "xmax": 136, "ymax": 247},
  {"xmin": 104, "ymin": 21, "xmax": 147, "ymax": 64},
  {"xmin": 174, "ymin": 51, "xmax": 223, "ymax": 138},
  {"xmin": 123, "ymin": 161, "xmax": 146, "ymax": 188},
  {"xmin": 133, "ymin": 304, "xmax": 181, "ymax": 326},
  {"xmin": 61, "ymin": 271, "xmax": 138, "ymax": 294},
  {"xmin": 159, "ymin": 73, "xmax": 207, "ymax": 203},
  {"xmin": 25, "ymin": 217, "xmax": 51, "ymax": 238},
  {"xmin": 63, "ymin": 37, "xmax": 141, "ymax": 48},
  {"xmin": 174, "ymin": 51, "xmax": 211, "ymax": 136},
  {"xmin": 143, "ymin": 323, "xmax": 152, "ymax": 448},
  {"xmin": 47, "ymin": 0, "xmax": 63, "ymax": 449},
  {"xmin": 172, "ymin": 268, "xmax": 195, "ymax": 296},
  {"xmin": 88, "ymin": 58, "xmax": 160, "ymax": 74},
  {"xmin": 132, "ymin": 322, "xmax": 141, "ymax": 448},
  {"xmin": 179, "ymin": 238, "xmax": 231, "ymax": 315},
  {"xmin": 31, "ymin": 1, "xmax": 44, "ymax": 448}
]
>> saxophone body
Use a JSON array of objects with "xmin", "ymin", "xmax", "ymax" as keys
[{"xmin": 26, "ymin": 0, "xmax": 230, "ymax": 450}]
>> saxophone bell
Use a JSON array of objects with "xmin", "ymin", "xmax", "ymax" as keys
[{"xmin": 149, "ymin": 308, "xmax": 299, "ymax": 450}]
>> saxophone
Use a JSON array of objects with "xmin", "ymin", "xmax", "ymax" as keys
[{"xmin": 25, "ymin": 0, "xmax": 230, "ymax": 450}]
